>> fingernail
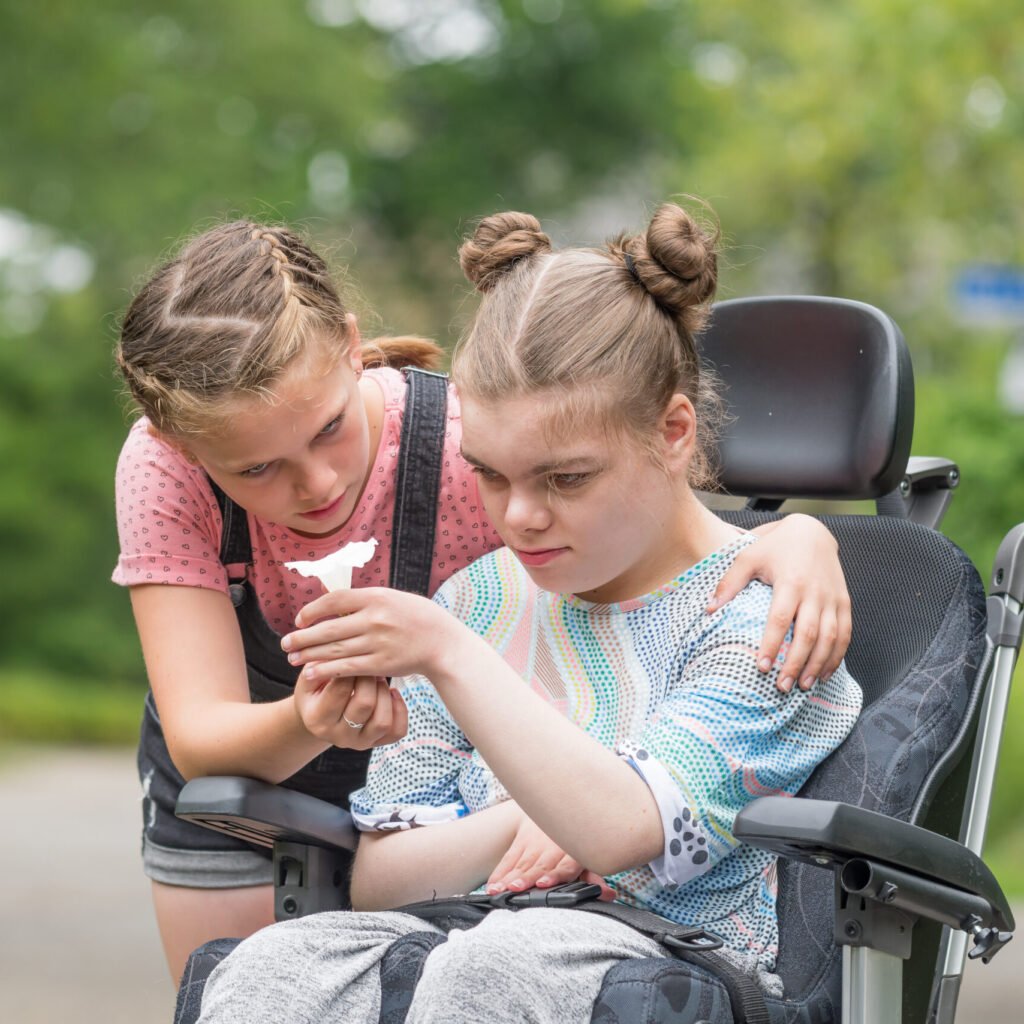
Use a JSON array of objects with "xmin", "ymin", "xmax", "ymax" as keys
[
  {"xmin": 758, "ymin": 657, "xmax": 772, "ymax": 673},
  {"xmin": 707, "ymin": 596, "xmax": 719, "ymax": 611},
  {"xmin": 801, "ymin": 675, "xmax": 815, "ymax": 690},
  {"xmin": 486, "ymin": 883, "xmax": 504, "ymax": 894},
  {"xmin": 303, "ymin": 665, "xmax": 317, "ymax": 680},
  {"xmin": 537, "ymin": 876, "xmax": 551, "ymax": 887},
  {"xmin": 779, "ymin": 676, "xmax": 793, "ymax": 692},
  {"xmin": 288, "ymin": 652, "xmax": 300, "ymax": 665},
  {"xmin": 821, "ymin": 671, "xmax": 832, "ymax": 681},
  {"xmin": 510, "ymin": 878, "xmax": 525, "ymax": 891},
  {"xmin": 281, "ymin": 636, "xmax": 292, "ymax": 651}
]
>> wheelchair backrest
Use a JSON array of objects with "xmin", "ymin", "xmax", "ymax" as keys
[
  {"xmin": 700, "ymin": 295, "xmax": 915, "ymax": 503},
  {"xmin": 721, "ymin": 508, "xmax": 989, "ymax": 1011}
]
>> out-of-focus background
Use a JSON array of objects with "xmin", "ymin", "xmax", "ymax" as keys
[{"xmin": 1, "ymin": 1, "xmax": 1022, "ymax": 1020}]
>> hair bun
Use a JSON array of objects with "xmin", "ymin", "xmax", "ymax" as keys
[
  {"xmin": 623, "ymin": 201, "xmax": 719, "ymax": 315},
  {"xmin": 460, "ymin": 212, "xmax": 552, "ymax": 292}
]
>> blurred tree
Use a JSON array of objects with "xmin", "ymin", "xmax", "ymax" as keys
[
  {"xmin": 1, "ymin": 3, "xmax": 1023, "ymax": 788},
  {"xmin": 0, "ymin": 0, "xmax": 704, "ymax": 679}
]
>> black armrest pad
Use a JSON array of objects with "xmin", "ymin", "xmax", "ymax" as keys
[
  {"xmin": 175, "ymin": 776, "xmax": 358, "ymax": 852},
  {"xmin": 735, "ymin": 797, "xmax": 1013, "ymax": 930}
]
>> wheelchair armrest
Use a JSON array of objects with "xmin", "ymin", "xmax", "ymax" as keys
[
  {"xmin": 175, "ymin": 775, "xmax": 358, "ymax": 852},
  {"xmin": 734, "ymin": 797, "xmax": 1014, "ymax": 935}
]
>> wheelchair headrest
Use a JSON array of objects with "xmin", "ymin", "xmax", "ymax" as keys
[{"xmin": 698, "ymin": 296, "xmax": 915, "ymax": 501}]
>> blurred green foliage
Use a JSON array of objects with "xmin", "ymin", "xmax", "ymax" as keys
[{"xmin": 1, "ymin": 1, "xmax": 1023, "ymax": 857}]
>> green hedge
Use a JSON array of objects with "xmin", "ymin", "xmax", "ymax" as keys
[{"xmin": 0, "ymin": 669, "xmax": 143, "ymax": 746}]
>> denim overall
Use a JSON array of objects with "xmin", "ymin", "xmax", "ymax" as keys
[{"xmin": 137, "ymin": 368, "xmax": 449, "ymax": 900}]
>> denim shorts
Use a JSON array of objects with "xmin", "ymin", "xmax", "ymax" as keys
[{"xmin": 137, "ymin": 692, "xmax": 274, "ymax": 888}]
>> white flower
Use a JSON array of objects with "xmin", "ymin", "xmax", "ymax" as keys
[{"xmin": 286, "ymin": 537, "xmax": 379, "ymax": 591}]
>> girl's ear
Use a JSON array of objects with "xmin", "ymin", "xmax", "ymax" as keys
[
  {"xmin": 660, "ymin": 394, "xmax": 697, "ymax": 469},
  {"xmin": 346, "ymin": 312, "xmax": 363, "ymax": 375}
]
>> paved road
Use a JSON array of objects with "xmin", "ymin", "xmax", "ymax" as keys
[
  {"xmin": 0, "ymin": 745, "xmax": 1019, "ymax": 1022},
  {"xmin": 0, "ymin": 745, "xmax": 174, "ymax": 1023}
]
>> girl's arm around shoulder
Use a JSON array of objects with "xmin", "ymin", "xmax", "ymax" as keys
[
  {"xmin": 707, "ymin": 514, "xmax": 852, "ymax": 692},
  {"xmin": 631, "ymin": 593, "xmax": 861, "ymax": 884}
]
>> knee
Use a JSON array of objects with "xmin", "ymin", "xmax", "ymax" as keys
[
  {"xmin": 414, "ymin": 910, "xmax": 546, "ymax": 999},
  {"xmin": 204, "ymin": 921, "xmax": 301, "ymax": 991}
]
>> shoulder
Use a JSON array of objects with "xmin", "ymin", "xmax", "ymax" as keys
[
  {"xmin": 367, "ymin": 366, "xmax": 463, "ymax": 440},
  {"xmin": 635, "ymin": 533, "xmax": 773, "ymax": 660},
  {"xmin": 433, "ymin": 548, "xmax": 532, "ymax": 621},
  {"xmin": 366, "ymin": 365, "xmax": 456, "ymax": 409},
  {"xmin": 364, "ymin": 366, "xmax": 406, "ymax": 410},
  {"xmin": 655, "ymin": 532, "xmax": 764, "ymax": 617},
  {"xmin": 115, "ymin": 418, "xmax": 217, "ymax": 507}
]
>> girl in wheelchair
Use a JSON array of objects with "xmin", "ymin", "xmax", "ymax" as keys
[
  {"xmin": 196, "ymin": 201, "xmax": 863, "ymax": 1022},
  {"xmin": 115, "ymin": 215, "xmax": 850, "ymax": 983}
]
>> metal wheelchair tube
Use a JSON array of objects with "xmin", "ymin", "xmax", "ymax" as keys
[
  {"xmin": 936, "ymin": 588, "xmax": 1023, "ymax": 1011},
  {"xmin": 840, "ymin": 858, "xmax": 995, "ymax": 933},
  {"xmin": 843, "ymin": 945, "xmax": 903, "ymax": 1024}
]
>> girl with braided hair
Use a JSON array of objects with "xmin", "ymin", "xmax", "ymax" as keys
[
  {"xmin": 194, "ymin": 201, "xmax": 861, "ymax": 1022},
  {"xmin": 114, "ymin": 217, "xmax": 850, "ymax": 984}
]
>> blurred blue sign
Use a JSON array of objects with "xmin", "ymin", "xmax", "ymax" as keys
[{"xmin": 954, "ymin": 264, "xmax": 1024, "ymax": 326}]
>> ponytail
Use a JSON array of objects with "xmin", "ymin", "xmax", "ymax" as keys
[{"xmin": 360, "ymin": 335, "xmax": 445, "ymax": 371}]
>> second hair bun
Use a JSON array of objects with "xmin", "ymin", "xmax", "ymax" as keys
[{"xmin": 625, "ymin": 202, "xmax": 719, "ymax": 314}]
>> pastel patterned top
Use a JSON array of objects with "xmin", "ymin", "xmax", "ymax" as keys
[
  {"xmin": 350, "ymin": 534, "xmax": 862, "ymax": 972},
  {"xmin": 111, "ymin": 367, "xmax": 502, "ymax": 635}
]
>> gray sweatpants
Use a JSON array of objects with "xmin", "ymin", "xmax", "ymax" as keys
[{"xmin": 197, "ymin": 906, "xmax": 673, "ymax": 1023}]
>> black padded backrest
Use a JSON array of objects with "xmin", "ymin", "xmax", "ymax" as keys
[
  {"xmin": 723, "ymin": 510, "xmax": 986, "ymax": 707},
  {"xmin": 699, "ymin": 296, "xmax": 915, "ymax": 501},
  {"xmin": 721, "ymin": 510, "xmax": 988, "ymax": 1010}
]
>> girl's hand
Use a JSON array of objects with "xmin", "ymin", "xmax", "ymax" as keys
[
  {"xmin": 294, "ymin": 671, "xmax": 408, "ymax": 750},
  {"xmin": 282, "ymin": 587, "xmax": 467, "ymax": 685},
  {"xmin": 708, "ymin": 514, "xmax": 851, "ymax": 692},
  {"xmin": 485, "ymin": 814, "xmax": 616, "ymax": 901}
]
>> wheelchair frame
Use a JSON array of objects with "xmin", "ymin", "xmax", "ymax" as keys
[{"xmin": 173, "ymin": 296, "xmax": 1019, "ymax": 1024}]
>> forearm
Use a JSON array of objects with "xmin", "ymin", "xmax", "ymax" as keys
[
  {"xmin": 431, "ymin": 635, "xmax": 663, "ymax": 877},
  {"xmin": 350, "ymin": 799, "xmax": 524, "ymax": 909},
  {"xmin": 163, "ymin": 695, "xmax": 330, "ymax": 783},
  {"xmin": 285, "ymin": 588, "xmax": 666, "ymax": 877},
  {"xmin": 131, "ymin": 584, "xmax": 331, "ymax": 783}
]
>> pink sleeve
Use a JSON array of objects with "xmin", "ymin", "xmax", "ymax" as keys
[{"xmin": 111, "ymin": 420, "xmax": 230, "ymax": 593}]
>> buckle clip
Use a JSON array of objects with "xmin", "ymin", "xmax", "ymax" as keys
[
  {"xmin": 660, "ymin": 929, "xmax": 724, "ymax": 953},
  {"xmin": 474, "ymin": 881, "xmax": 605, "ymax": 910}
]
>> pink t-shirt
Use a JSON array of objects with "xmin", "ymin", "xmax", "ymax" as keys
[{"xmin": 112, "ymin": 367, "xmax": 502, "ymax": 637}]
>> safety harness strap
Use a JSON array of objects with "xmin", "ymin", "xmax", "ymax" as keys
[{"xmin": 394, "ymin": 883, "xmax": 770, "ymax": 1024}]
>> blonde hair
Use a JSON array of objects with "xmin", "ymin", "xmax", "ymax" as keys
[
  {"xmin": 453, "ymin": 201, "xmax": 723, "ymax": 490},
  {"xmin": 116, "ymin": 220, "xmax": 442, "ymax": 435}
]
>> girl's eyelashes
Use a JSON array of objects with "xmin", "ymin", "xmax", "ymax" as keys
[
  {"xmin": 318, "ymin": 414, "xmax": 343, "ymax": 437},
  {"xmin": 471, "ymin": 465, "xmax": 595, "ymax": 491},
  {"xmin": 237, "ymin": 415, "xmax": 342, "ymax": 477},
  {"xmin": 549, "ymin": 471, "xmax": 594, "ymax": 490},
  {"xmin": 471, "ymin": 465, "xmax": 504, "ymax": 484}
]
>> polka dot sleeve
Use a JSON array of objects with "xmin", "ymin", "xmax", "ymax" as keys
[
  {"xmin": 625, "ymin": 583, "xmax": 861, "ymax": 889},
  {"xmin": 618, "ymin": 742, "xmax": 711, "ymax": 890}
]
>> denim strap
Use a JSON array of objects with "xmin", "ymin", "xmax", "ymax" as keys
[{"xmin": 389, "ymin": 367, "xmax": 449, "ymax": 596}]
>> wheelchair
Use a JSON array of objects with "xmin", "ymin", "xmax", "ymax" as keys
[{"xmin": 171, "ymin": 296, "xmax": 1019, "ymax": 1024}]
